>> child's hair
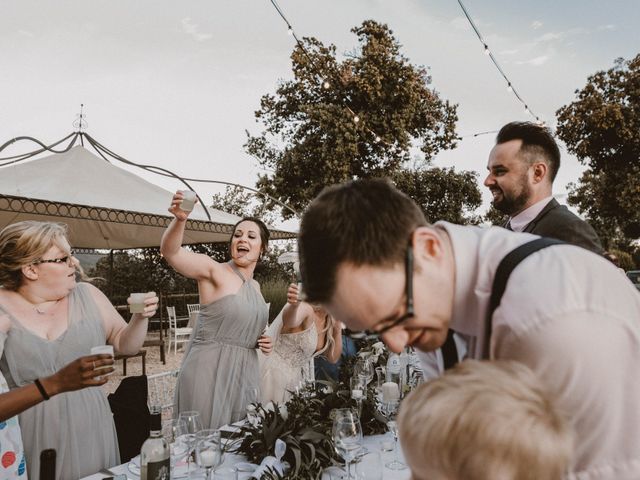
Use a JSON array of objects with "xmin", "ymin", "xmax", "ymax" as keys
[{"xmin": 398, "ymin": 360, "xmax": 573, "ymax": 480}]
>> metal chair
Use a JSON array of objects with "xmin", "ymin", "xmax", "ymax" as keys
[
  {"xmin": 147, "ymin": 370, "xmax": 180, "ymax": 419},
  {"xmin": 166, "ymin": 306, "xmax": 193, "ymax": 354}
]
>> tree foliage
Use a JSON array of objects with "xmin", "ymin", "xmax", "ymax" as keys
[
  {"xmin": 556, "ymin": 54, "xmax": 640, "ymax": 247},
  {"xmin": 392, "ymin": 166, "xmax": 482, "ymax": 225},
  {"xmin": 246, "ymin": 20, "xmax": 459, "ymax": 216}
]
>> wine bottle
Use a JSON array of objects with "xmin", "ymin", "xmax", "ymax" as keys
[
  {"xmin": 39, "ymin": 449, "xmax": 56, "ymax": 480},
  {"xmin": 140, "ymin": 407, "xmax": 170, "ymax": 480}
]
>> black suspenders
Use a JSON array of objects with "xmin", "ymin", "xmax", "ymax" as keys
[{"xmin": 443, "ymin": 237, "xmax": 564, "ymax": 368}]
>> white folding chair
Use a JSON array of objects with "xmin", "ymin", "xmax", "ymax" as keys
[
  {"xmin": 186, "ymin": 303, "xmax": 201, "ymax": 315},
  {"xmin": 147, "ymin": 369, "xmax": 180, "ymax": 419},
  {"xmin": 166, "ymin": 306, "xmax": 193, "ymax": 354}
]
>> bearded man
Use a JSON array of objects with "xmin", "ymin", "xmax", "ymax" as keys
[{"xmin": 484, "ymin": 121, "xmax": 603, "ymax": 254}]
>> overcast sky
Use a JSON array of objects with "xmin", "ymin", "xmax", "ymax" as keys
[{"xmin": 1, "ymin": 0, "xmax": 638, "ymax": 227}]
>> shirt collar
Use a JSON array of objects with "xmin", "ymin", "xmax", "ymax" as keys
[{"xmin": 509, "ymin": 195, "xmax": 554, "ymax": 232}]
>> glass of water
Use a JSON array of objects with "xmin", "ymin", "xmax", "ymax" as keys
[{"xmin": 332, "ymin": 414, "xmax": 363, "ymax": 479}]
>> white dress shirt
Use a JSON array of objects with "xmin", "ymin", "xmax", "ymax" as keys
[
  {"xmin": 508, "ymin": 195, "xmax": 554, "ymax": 232},
  {"xmin": 420, "ymin": 222, "xmax": 640, "ymax": 480}
]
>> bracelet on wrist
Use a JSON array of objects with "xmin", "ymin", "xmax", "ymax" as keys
[{"xmin": 34, "ymin": 378, "xmax": 50, "ymax": 401}]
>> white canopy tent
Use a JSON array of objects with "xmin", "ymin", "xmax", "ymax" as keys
[{"xmin": 0, "ymin": 145, "xmax": 294, "ymax": 249}]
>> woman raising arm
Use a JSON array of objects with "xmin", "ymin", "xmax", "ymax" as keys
[{"xmin": 161, "ymin": 191, "xmax": 272, "ymax": 429}]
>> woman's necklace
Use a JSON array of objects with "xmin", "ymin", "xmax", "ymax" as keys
[
  {"xmin": 33, "ymin": 300, "xmax": 60, "ymax": 315},
  {"xmin": 19, "ymin": 294, "xmax": 61, "ymax": 315}
]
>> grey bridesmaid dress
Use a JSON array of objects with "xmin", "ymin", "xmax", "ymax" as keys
[
  {"xmin": 0, "ymin": 283, "xmax": 119, "ymax": 480},
  {"xmin": 174, "ymin": 263, "xmax": 269, "ymax": 429}
]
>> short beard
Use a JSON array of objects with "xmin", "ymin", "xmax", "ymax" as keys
[{"xmin": 493, "ymin": 182, "xmax": 531, "ymax": 216}]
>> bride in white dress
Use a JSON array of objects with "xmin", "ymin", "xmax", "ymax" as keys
[{"xmin": 260, "ymin": 283, "xmax": 342, "ymax": 403}]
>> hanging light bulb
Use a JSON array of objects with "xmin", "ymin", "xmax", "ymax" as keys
[
  {"xmin": 524, "ymin": 105, "xmax": 530, "ymax": 115},
  {"xmin": 323, "ymin": 80, "xmax": 330, "ymax": 89},
  {"xmin": 483, "ymin": 44, "xmax": 490, "ymax": 55},
  {"xmin": 507, "ymin": 83, "xmax": 513, "ymax": 93},
  {"xmin": 353, "ymin": 115, "xmax": 360, "ymax": 123},
  {"xmin": 374, "ymin": 136, "xmax": 381, "ymax": 143},
  {"xmin": 287, "ymin": 26, "xmax": 293, "ymax": 36}
]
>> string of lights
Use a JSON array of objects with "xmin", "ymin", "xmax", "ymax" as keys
[
  {"xmin": 269, "ymin": 0, "xmax": 411, "ymax": 149},
  {"xmin": 268, "ymin": 0, "xmax": 518, "ymax": 147},
  {"xmin": 456, "ymin": 0, "xmax": 544, "ymax": 124}
]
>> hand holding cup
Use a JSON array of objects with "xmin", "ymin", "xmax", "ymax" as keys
[
  {"xmin": 127, "ymin": 291, "xmax": 159, "ymax": 318},
  {"xmin": 168, "ymin": 190, "xmax": 197, "ymax": 221}
]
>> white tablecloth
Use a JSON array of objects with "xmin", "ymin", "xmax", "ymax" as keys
[{"xmin": 81, "ymin": 433, "xmax": 410, "ymax": 480}]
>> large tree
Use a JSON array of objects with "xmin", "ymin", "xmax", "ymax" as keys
[
  {"xmin": 246, "ymin": 20, "xmax": 459, "ymax": 216},
  {"xmin": 556, "ymin": 54, "xmax": 640, "ymax": 248},
  {"xmin": 392, "ymin": 166, "xmax": 482, "ymax": 225}
]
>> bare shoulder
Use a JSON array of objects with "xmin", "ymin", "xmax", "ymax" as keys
[{"xmin": 81, "ymin": 282, "xmax": 112, "ymax": 308}]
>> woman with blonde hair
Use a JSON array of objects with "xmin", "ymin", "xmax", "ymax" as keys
[
  {"xmin": 0, "ymin": 221, "xmax": 158, "ymax": 479},
  {"xmin": 261, "ymin": 282, "xmax": 342, "ymax": 403}
]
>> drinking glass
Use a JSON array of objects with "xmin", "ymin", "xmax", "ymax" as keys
[
  {"xmin": 178, "ymin": 410, "xmax": 203, "ymax": 476},
  {"xmin": 332, "ymin": 414, "xmax": 363, "ymax": 479},
  {"xmin": 374, "ymin": 367, "xmax": 385, "ymax": 396},
  {"xmin": 195, "ymin": 429, "xmax": 224, "ymax": 480},
  {"xmin": 350, "ymin": 376, "xmax": 366, "ymax": 417},
  {"xmin": 377, "ymin": 402, "xmax": 406, "ymax": 470},
  {"xmin": 354, "ymin": 358, "xmax": 374, "ymax": 386},
  {"xmin": 164, "ymin": 419, "xmax": 188, "ymax": 473},
  {"xmin": 354, "ymin": 451, "xmax": 383, "ymax": 480}
]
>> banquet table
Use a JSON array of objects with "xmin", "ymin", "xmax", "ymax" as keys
[{"xmin": 81, "ymin": 431, "xmax": 411, "ymax": 480}]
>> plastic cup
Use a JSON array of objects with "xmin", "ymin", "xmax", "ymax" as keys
[
  {"xmin": 90, "ymin": 345, "xmax": 114, "ymax": 378},
  {"xmin": 129, "ymin": 293, "xmax": 147, "ymax": 314},
  {"xmin": 180, "ymin": 190, "xmax": 197, "ymax": 212}
]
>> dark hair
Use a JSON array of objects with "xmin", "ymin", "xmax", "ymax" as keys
[
  {"xmin": 299, "ymin": 178, "xmax": 428, "ymax": 303},
  {"xmin": 229, "ymin": 216, "xmax": 270, "ymax": 258},
  {"xmin": 496, "ymin": 122, "xmax": 561, "ymax": 182}
]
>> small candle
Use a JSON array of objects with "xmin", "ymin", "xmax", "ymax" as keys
[
  {"xmin": 381, "ymin": 382, "xmax": 400, "ymax": 403},
  {"xmin": 351, "ymin": 389, "xmax": 363, "ymax": 400},
  {"xmin": 199, "ymin": 449, "xmax": 217, "ymax": 467}
]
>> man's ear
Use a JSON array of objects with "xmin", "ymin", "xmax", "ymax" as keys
[
  {"xmin": 411, "ymin": 227, "xmax": 443, "ymax": 261},
  {"xmin": 531, "ymin": 161, "xmax": 548, "ymax": 184},
  {"xmin": 21, "ymin": 264, "xmax": 38, "ymax": 281}
]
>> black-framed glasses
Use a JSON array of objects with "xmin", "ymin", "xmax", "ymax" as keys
[
  {"xmin": 362, "ymin": 245, "xmax": 415, "ymax": 337},
  {"xmin": 33, "ymin": 252, "xmax": 75, "ymax": 266}
]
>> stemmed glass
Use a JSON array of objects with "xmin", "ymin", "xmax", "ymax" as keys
[
  {"xmin": 195, "ymin": 429, "xmax": 224, "ymax": 480},
  {"xmin": 354, "ymin": 358, "xmax": 374, "ymax": 386},
  {"xmin": 332, "ymin": 413, "xmax": 363, "ymax": 479},
  {"xmin": 377, "ymin": 401, "xmax": 406, "ymax": 470},
  {"xmin": 178, "ymin": 410, "xmax": 203, "ymax": 477},
  {"xmin": 350, "ymin": 376, "xmax": 366, "ymax": 417},
  {"xmin": 164, "ymin": 418, "xmax": 189, "ymax": 474}
]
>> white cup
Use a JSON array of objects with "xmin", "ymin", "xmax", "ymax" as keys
[
  {"xmin": 90, "ymin": 345, "xmax": 115, "ymax": 378},
  {"xmin": 179, "ymin": 190, "xmax": 197, "ymax": 212},
  {"xmin": 129, "ymin": 292, "xmax": 147, "ymax": 314}
]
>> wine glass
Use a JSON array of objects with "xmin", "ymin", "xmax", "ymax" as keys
[
  {"xmin": 164, "ymin": 418, "xmax": 189, "ymax": 474},
  {"xmin": 354, "ymin": 358, "xmax": 374, "ymax": 386},
  {"xmin": 178, "ymin": 410, "xmax": 203, "ymax": 477},
  {"xmin": 195, "ymin": 429, "xmax": 224, "ymax": 480},
  {"xmin": 332, "ymin": 414, "xmax": 363, "ymax": 479},
  {"xmin": 350, "ymin": 376, "xmax": 366, "ymax": 417},
  {"xmin": 377, "ymin": 402, "xmax": 406, "ymax": 470}
]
